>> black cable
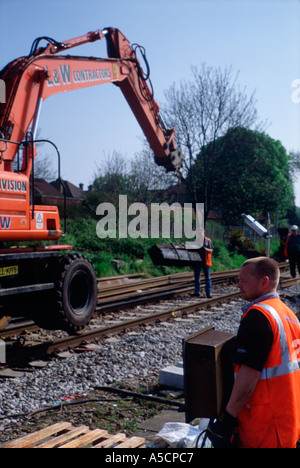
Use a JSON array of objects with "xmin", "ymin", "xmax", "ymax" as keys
[
  {"xmin": 195, "ymin": 429, "xmax": 208, "ymax": 448},
  {"xmin": 0, "ymin": 398, "xmax": 132, "ymax": 421},
  {"xmin": 131, "ymin": 44, "xmax": 154, "ymax": 102},
  {"xmin": 95, "ymin": 385, "xmax": 184, "ymax": 408},
  {"xmin": 29, "ymin": 36, "xmax": 65, "ymax": 57},
  {"xmin": 194, "ymin": 418, "xmax": 215, "ymax": 448},
  {"xmin": 132, "ymin": 44, "xmax": 150, "ymax": 81}
]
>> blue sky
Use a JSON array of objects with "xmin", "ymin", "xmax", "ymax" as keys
[{"xmin": 1, "ymin": 0, "xmax": 300, "ymax": 206}]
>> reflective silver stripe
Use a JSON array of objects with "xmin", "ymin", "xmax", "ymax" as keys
[{"xmin": 256, "ymin": 303, "xmax": 300, "ymax": 380}]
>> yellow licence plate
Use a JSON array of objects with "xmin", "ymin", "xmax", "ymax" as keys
[{"xmin": 0, "ymin": 266, "xmax": 18, "ymax": 277}]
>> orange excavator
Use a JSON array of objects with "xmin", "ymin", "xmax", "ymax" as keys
[{"xmin": 0, "ymin": 27, "xmax": 184, "ymax": 333}]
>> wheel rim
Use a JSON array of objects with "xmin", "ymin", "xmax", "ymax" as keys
[{"xmin": 68, "ymin": 270, "xmax": 90, "ymax": 316}]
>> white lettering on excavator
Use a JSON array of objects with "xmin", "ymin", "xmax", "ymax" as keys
[
  {"xmin": 0, "ymin": 217, "xmax": 11, "ymax": 229},
  {"xmin": 73, "ymin": 68, "xmax": 111, "ymax": 83},
  {"xmin": 0, "ymin": 179, "xmax": 27, "ymax": 193},
  {"xmin": 46, "ymin": 64, "xmax": 112, "ymax": 87},
  {"xmin": 59, "ymin": 65, "xmax": 71, "ymax": 85}
]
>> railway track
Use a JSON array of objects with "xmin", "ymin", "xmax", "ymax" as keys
[
  {"xmin": 1, "ymin": 263, "xmax": 299, "ymax": 364},
  {"xmin": 0, "ymin": 268, "xmax": 239, "ymax": 339}
]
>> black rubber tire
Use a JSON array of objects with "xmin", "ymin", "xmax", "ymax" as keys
[{"xmin": 55, "ymin": 254, "xmax": 97, "ymax": 333}]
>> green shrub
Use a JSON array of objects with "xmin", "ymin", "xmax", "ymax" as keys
[{"xmin": 58, "ymin": 219, "xmax": 248, "ymax": 277}]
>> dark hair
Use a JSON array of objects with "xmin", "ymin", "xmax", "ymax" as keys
[{"xmin": 242, "ymin": 257, "xmax": 280, "ymax": 286}]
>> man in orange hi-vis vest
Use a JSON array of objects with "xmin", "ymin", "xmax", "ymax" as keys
[
  {"xmin": 207, "ymin": 257, "xmax": 300, "ymax": 448},
  {"xmin": 192, "ymin": 235, "xmax": 213, "ymax": 298}
]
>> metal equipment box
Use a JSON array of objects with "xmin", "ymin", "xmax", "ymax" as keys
[
  {"xmin": 183, "ymin": 326, "xmax": 235, "ymax": 422},
  {"xmin": 148, "ymin": 244, "xmax": 202, "ymax": 267}
]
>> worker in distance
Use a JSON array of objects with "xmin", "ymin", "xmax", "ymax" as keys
[{"xmin": 283, "ymin": 225, "xmax": 300, "ymax": 279}]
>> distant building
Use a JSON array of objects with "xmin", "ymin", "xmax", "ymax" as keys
[
  {"xmin": 150, "ymin": 183, "xmax": 186, "ymax": 206},
  {"xmin": 51, "ymin": 179, "xmax": 84, "ymax": 201},
  {"xmin": 34, "ymin": 178, "xmax": 84, "ymax": 207}
]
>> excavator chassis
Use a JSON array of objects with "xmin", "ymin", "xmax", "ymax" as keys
[{"xmin": 0, "ymin": 248, "xmax": 97, "ymax": 334}]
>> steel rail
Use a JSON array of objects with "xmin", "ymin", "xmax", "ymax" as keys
[
  {"xmin": 280, "ymin": 277, "xmax": 300, "ymax": 289},
  {"xmin": 1, "ymin": 269, "xmax": 238, "ymax": 338},
  {"xmin": 2, "ymin": 262, "xmax": 296, "ymax": 360},
  {"xmin": 23, "ymin": 291, "xmax": 242, "ymax": 356},
  {"xmin": 0, "ymin": 263, "xmax": 291, "ymax": 339}
]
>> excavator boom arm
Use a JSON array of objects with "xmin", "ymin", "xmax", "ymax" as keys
[
  {"xmin": 0, "ymin": 27, "xmax": 185, "ymax": 333},
  {"xmin": 0, "ymin": 27, "xmax": 184, "ymax": 175}
]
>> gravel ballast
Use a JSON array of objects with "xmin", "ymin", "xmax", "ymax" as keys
[{"xmin": 0, "ymin": 285, "xmax": 299, "ymax": 433}]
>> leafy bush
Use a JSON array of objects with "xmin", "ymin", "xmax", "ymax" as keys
[
  {"xmin": 212, "ymin": 240, "xmax": 246, "ymax": 271},
  {"xmin": 60, "ymin": 219, "xmax": 247, "ymax": 278}
]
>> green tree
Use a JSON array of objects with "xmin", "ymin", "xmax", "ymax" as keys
[
  {"xmin": 289, "ymin": 150, "xmax": 300, "ymax": 176},
  {"xmin": 92, "ymin": 147, "xmax": 175, "ymax": 207},
  {"xmin": 92, "ymin": 150, "xmax": 132, "ymax": 205},
  {"xmin": 187, "ymin": 127, "xmax": 294, "ymax": 224}
]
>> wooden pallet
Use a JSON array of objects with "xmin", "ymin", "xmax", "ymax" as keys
[{"xmin": 0, "ymin": 422, "xmax": 145, "ymax": 448}]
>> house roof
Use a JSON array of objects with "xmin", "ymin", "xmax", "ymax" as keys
[
  {"xmin": 34, "ymin": 178, "xmax": 62, "ymax": 197},
  {"xmin": 34, "ymin": 178, "xmax": 84, "ymax": 199},
  {"xmin": 165, "ymin": 184, "xmax": 186, "ymax": 194},
  {"xmin": 51, "ymin": 179, "xmax": 84, "ymax": 199}
]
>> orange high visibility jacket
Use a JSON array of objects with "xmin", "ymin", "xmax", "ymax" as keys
[
  {"xmin": 204, "ymin": 237, "xmax": 213, "ymax": 267},
  {"xmin": 284, "ymin": 234, "xmax": 290, "ymax": 258},
  {"xmin": 235, "ymin": 297, "xmax": 300, "ymax": 448}
]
